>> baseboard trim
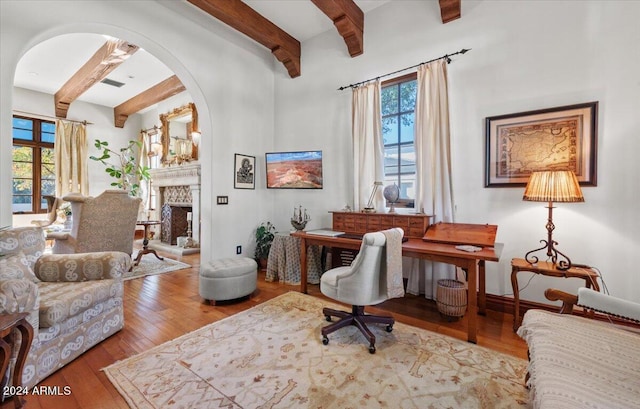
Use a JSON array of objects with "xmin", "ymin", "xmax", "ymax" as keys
[{"xmin": 485, "ymin": 293, "xmax": 640, "ymax": 329}]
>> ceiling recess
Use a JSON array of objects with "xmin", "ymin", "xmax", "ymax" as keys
[{"xmin": 100, "ymin": 78, "xmax": 126, "ymax": 88}]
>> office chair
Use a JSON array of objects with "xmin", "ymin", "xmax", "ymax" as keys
[{"xmin": 320, "ymin": 228, "xmax": 404, "ymax": 353}]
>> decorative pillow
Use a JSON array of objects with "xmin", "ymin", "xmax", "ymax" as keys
[{"xmin": 0, "ymin": 252, "xmax": 40, "ymax": 283}]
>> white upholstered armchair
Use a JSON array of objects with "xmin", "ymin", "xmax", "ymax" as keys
[
  {"xmin": 47, "ymin": 190, "xmax": 141, "ymax": 255},
  {"xmin": 320, "ymin": 228, "xmax": 404, "ymax": 354}
]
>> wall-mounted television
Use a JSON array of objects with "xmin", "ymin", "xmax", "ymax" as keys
[{"xmin": 265, "ymin": 150, "xmax": 323, "ymax": 189}]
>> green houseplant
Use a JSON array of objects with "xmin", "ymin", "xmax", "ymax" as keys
[
  {"xmin": 254, "ymin": 222, "xmax": 276, "ymax": 269},
  {"xmin": 90, "ymin": 139, "xmax": 150, "ymax": 197}
]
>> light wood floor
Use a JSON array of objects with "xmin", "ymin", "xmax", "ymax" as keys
[{"xmin": 14, "ymin": 249, "xmax": 528, "ymax": 409}]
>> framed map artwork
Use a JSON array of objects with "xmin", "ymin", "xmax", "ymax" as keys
[{"xmin": 485, "ymin": 101, "xmax": 598, "ymax": 187}]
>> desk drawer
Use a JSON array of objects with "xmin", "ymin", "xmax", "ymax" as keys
[
  {"xmin": 333, "ymin": 213, "xmax": 345, "ymax": 231},
  {"xmin": 354, "ymin": 215, "xmax": 368, "ymax": 233}
]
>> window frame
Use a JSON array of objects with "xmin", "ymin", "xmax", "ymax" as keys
[
  {"xmin": 381, "ymin": 72, "xmax": 417, "ymax": 209},
  {"xmin": 12, "ymin": 115, "xmax": 56, "ymax": 215}
]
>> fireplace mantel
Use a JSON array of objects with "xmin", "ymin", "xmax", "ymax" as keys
[
  {"xmin": 149, "ymin": 163, "xmax": 201, "ymax": 188},
  {"xmin": 149, "ymin": 163, "xmax": 201, "ymax": 247}
]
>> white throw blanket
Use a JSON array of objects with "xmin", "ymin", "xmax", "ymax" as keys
[{"xmin": 382, "ymin": 228, "xmax": 404, "ymax": 299}]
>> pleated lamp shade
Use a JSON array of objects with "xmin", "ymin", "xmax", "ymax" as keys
[{"xmin": 523, "ymin": 170, "xmax": 584, "ymax": 203}]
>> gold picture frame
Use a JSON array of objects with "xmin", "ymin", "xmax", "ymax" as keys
[{"xmin": 485, "ymin": 101, "xmax": 598, "ymax": 187}]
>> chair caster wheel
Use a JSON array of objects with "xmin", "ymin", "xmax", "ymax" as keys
[
  {"xmin": 325, "ymin": 315, "xmax": 332, "ymax": 322},
  {"xmin": 386, "ymin": 325, "xmax": 393, "ymax": 332},
  {"xmin": 369, "ymin": 345, "xmax": 376, "ymax": 354},
  {"xmin": 322, "ymin": 336, "xmax": 329, "ymax": 345}
]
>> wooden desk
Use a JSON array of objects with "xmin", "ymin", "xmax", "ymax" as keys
[
  {"xmin": 291, "ymin": 231, "xmax": 503, "ymax": 344},
  {"xmin": 133, "ymin": 221, "xmax": 164, "ymax": 266},
  {"xmin": 0, "ymin": 312, "xmax": 33, "ymax": 408},
  {"xmin": 511, "ymin": 257, "xmax": 601, "ymax": 331}
]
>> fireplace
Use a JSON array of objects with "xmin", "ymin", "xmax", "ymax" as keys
[
  {"xmin": 148, "ymin": 163, "xmax": 200, "ymax": 248},
  {"xmin": 161, "ymin": 204, "xmax": 192, "ymax": 245}
]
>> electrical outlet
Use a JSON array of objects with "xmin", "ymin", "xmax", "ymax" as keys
[{"xmin": 236, "ymin": 245, "xmax": 242, "ymax": 254}]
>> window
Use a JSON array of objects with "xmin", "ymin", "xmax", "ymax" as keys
[
  {"xmin": 12, "ymin": 116, "xmax": 56, "ymax": 214},
  {"xmin": 381, "ymin": 73, "xmax": 417, "ymax": 208}
]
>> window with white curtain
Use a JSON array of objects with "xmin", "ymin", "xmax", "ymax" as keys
[
  {"xmin": 12, "ymin": 116, "xmax": 56, "ymax": 214},
  {"xmin": 381, "ymin": 73, "xmax": 417, "ymax": 208}
]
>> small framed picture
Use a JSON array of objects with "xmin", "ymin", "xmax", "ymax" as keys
[{"xmin": 234, "ymin": 153, "xmax": 255, "ymax": 189}]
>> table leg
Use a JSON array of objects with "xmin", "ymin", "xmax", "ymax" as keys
[
  {"xmin": 511, "ymin": 266, "xmax": 521, "ymax": 331},
  {"xmin": 12, "ymin": 319, "xmax": 33, "ymax": 409},
  {"xmin": 467, "ymin": 260, "xmax": 478, "ymax": 344},
  {"xmin": 133, "ymin": 225, "xmax": 164, "ymax": 266},
  {"xmin": 478, "ymin": 260, "xmax": 486, "ymax": 316},
  {"xmin": 300, "ymin": 237, "xmax": 308, "ymax": 294}
]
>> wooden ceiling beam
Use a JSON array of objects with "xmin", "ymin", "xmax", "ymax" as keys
[
  {"xmin": 113, "ymin": 75, "xmax": 186, "ymax": 128},
  {"xmin": 54, "ymin": 39, "xmax": 139, "ymax": 118},
  {"xmin": 311, "ymin": 0, "xmax": 364, "ymax": 57},
  {"xmin": 187, "ymin": 0, "xmax": 301, "ymax": 78},
  {"xmin": 439, "ymin": 0, "xmax": 461, "ymax": 24}
]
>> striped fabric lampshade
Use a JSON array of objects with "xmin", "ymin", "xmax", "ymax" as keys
[{"xmin": 523, "ymin": 170, "xmax": 584, "ymax": 203}]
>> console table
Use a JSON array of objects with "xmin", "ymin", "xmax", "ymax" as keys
[
  {"xmin": 511, "ymin": 257, "xmax": 601, "ymax": 331},
  {"xmin": 292, "ymin": 231, "xmax": 503, "ymax": 344}
]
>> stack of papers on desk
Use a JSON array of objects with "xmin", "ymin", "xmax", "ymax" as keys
[{"xmin": 305, "ymin": 229, "xmax": 345, "ymax": 237}]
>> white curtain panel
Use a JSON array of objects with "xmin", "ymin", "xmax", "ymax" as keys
[
  {"xmin": 405, "ymin": 60, "xmax": 456, "ymax": 298},
  {"xmin": 352, "ymin": 80, "xmax": 385, "ymax": 212},
  {"xmin": 54, "ymin": 120, "xmax": 89, "ymax": 197}
]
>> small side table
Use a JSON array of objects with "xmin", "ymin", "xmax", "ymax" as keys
[
  {"xmin": 133, "ymin": 220, "xmax": 164, "ymax": 266},
  {"xmin": 265, "ymin": 233, "xmax": 322, "ymax": 285},
  {"xmin": 0, "ymin": 312, "xmax": 33, "ymax": 409},
  {"xmin": 511, "ymin": 257, "xmax": 600, "ymax": 331}
]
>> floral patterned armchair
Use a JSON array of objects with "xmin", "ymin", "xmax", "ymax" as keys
[
  {"xmin": 0, "ymin": 226, "xmax": 130, "ymax": 389},
  {"xmin": 47, "ymin": 190, "xmax": 141, "ymax": 255}
]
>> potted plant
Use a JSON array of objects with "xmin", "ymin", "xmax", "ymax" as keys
[
  {"xmin": 254, "ymin": 221, "xmax": 276, "ymax": 270},
  {"xmin": 89, "ymin": 139, "xmax": 150, "ymax": 197}
]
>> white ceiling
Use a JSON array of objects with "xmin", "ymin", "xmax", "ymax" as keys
[{"xmin": 13, "ymin": 0, "xmax": 390, "ymax": 112}]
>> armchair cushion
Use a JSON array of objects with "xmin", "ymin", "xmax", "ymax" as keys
[
  {"xmin": 38, "ymin": 280, "xmax": 118, "ymax": 328},
  {"xmin": 35, "ymin": 251, "xmax": 130, "ymax": 282},
  {"xmin": 0, "ymin": 252, "xmax": 39, "ymax": 282}
]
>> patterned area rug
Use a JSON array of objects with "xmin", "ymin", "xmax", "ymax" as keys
[
  {"xmin": 104, "ymin": 292, "xmax": 528, "ymax": 408},
  {"xmin": 123, "ymin": 252, "xmax": 191, "ymax": 281}
]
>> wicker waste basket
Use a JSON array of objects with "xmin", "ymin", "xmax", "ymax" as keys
[{"xmin": 436, "ymin": 279, "xmax": 467, "ymax": 320}]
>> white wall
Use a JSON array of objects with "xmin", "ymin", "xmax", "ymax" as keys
[
  {"xmin": 0, "ymin": 0, "xmax": 276, "ymax": 262},
  {"xmin": 273, "ymin": 0, "xmax": 640, "ymax": 303},
  {"xmin": 2, "ymin": 0, "xmax": 638, "ymax": 304}
]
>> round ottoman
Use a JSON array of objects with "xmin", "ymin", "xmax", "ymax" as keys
[{"xmin": 200, "ymin": 257, "xmax": 257, "ymax": 304}]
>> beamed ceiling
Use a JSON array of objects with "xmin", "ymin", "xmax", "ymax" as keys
[{"xmin": 15, "ymin": 0, "xmax": 461, "ymax": 128}]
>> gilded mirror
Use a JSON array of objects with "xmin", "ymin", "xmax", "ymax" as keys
[{"xmin": 160, "ymin": 102, "xmax": 199, "ymax": 165}]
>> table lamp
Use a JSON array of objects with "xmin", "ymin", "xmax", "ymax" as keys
[
  {"xmin": 363, "ymin": 181, "xmax": 383, "ymax": 213},
  {"xmin": 522, "ymin": 170, "xmax": 584, "ymax": 270}
]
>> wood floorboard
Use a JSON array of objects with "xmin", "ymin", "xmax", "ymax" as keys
[{"xmin": 8, "ymin": 247, "xmax": 528, "ymax": 409}]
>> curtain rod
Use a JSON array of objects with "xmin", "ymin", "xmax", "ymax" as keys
[
  {"xmin": 337, "ymin": 48, "xmax": 471, "ymax": 91},
  {"xmin": 12, "ymin": 109, "xmax": 93, "ymax": 125}
]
